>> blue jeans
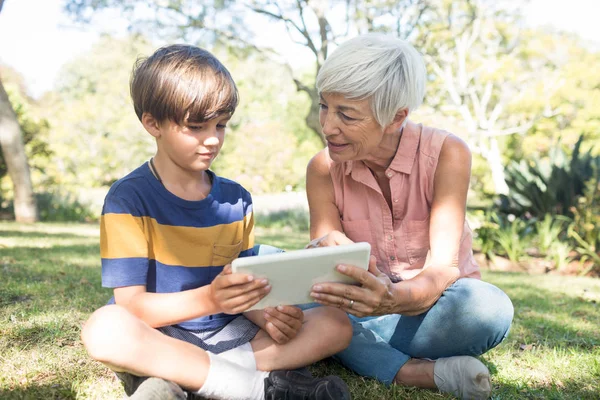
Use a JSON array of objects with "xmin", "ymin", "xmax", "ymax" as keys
[
  {"xmin": 253, "ymin": 245, "xmax": 513, "ymax": 385},
  {"xmin": 333, "ymin": 278, "xmax": 514, "ymax": 385}
]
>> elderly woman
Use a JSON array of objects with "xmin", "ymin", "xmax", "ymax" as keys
[{"xmin": 306, "ymin": 33, "xmax": 514, "ymax": 399}]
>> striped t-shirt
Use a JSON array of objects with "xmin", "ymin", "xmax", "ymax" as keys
[{"xmin": 100, "ymin": 163, "xmax": 255, "ymax": 330}]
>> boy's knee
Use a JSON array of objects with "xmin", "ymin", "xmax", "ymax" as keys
[
  {"xmin": 82, "ymin": 305, "xmax": 140, "ymax": 363},
  {"xmin": 317, "ymin": 307, "xmax": 353, "ymax": 349}
]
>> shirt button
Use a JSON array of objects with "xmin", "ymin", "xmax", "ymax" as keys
[
  {"xmin": 393, "ymin": 199, "xmax": 399, "ymax": 203},
  {"xmin": 390, "ymin": 256, "xmax": 396, "ymax": 261},
  {"xmin": 386, "ymin": 172, "xmax": 393, "ymax": 178},
  {"xmin": 387, "ymin": 235, "xmax": 393, "ymax": 241}
]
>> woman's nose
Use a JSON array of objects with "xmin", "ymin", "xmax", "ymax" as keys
[{"xmin": 321, "ymin": 113, "xmax": 339, "ymax": 137}]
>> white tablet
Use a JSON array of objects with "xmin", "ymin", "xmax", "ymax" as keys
[{"xmin": 231, "ymin": 242, "xmax": 371, "ymax": 310}]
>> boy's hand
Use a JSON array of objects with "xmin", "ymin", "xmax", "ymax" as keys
[
  {"xmin": 263, "ymin": 306, "xmax": 304, "ymax": 344},
  {"xmin": 211, "ymin": 265, "xmax": 271, "ymax": 314}
]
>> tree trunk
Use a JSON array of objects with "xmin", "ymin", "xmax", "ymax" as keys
[
  {"xmin": 305, "ymin": 95, "xmax": 325, "ymax": 146},
  {"xmin": 483, "ymin": 137, "xmax": 509, "ymax": 195},
  {"xmin": 0, "ymin": 80, "xmax": 38, "ymax": 222}
]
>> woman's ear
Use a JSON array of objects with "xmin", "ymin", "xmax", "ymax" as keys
[
  {"xmin": 141, "ymin": 113, "xmax": 162, "ymax": 138},
  {"xmin": 384, "ymin": 108, "xmax": 408, "ymax": 134}
]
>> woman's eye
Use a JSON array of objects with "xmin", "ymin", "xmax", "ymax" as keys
[
  {"xmin": 318, "ymin": 103, "xmax": 328, "ymax": 110},
  {"xmin": 339, "ymin": 113, "xmax": 356, "ymax": 121}
]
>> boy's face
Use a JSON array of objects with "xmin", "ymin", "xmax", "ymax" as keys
[{"xmin": 153, "ymin": 114, "xmax": 231, "ymax": 172}]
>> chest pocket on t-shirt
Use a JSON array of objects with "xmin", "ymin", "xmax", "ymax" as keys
[
  {"xmin": 341, "ymin": 219, "xmax": 374, "ymax": 247},
  {"xmin": 404, "ymin": 217, "xmax": 430, "ymax": 265},
  {"xmin": 212, "ymin": 240, "xmax": 244, "ymax": 266}
]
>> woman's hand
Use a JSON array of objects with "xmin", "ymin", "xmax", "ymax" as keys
[
  {"xmin": 305, "ymin": 230, "xmax": 353, "ymax": 249},
  {"xmin": 262, "ymin": 306, "xmax": 304, "ymax": 344},
  {"xmin": 210, "ymin": 265, "xmax": 271, "ymax": 314},
  {"xmin": 310, "ymin": 256, "xmax": 398, "ymax": 317}
]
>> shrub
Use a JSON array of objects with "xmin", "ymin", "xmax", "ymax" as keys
[
  {"xmin": 499, "ymin": 135, "xmax": 600, "ymax": 218},
  {"xmin": 255, "ymin": 208, "xmax": 309, "ymax": 231},
  {"xmin": 36, "ymin": 192, "xmax": 96, "ymax": 222}
]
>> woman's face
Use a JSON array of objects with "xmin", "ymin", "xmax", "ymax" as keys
[{"xmin": 318, "ymin": 93, "xmax": 387, "ymax": 162}]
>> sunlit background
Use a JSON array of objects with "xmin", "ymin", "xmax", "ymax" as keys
[{"xmin": 0, "ymin": 0, "xmax": 599, "ymax": 273}]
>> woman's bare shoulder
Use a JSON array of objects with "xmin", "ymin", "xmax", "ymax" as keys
[{"xmin": 307, "ymin": 148, "xmax": 332, "ymax": 177}]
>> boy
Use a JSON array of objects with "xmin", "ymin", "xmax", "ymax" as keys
[{"xmin": 81, "ymin": 44, "xmax": 353, "ymax": 400}]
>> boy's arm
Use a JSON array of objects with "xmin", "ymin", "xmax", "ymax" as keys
[
  {"xmin": 114, "ymin": 284, "xmax": 219, "ymax": 328},
  {"xmin": 114, "ymin": 266, "xmax": 271, "ymax": 328}
]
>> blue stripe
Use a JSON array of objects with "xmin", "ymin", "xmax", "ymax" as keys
[{"xmin": 102, "ymin": 164, "xmax": 252, "ymax": 228}]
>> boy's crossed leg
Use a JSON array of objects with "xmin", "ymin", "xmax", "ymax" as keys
[{"xmin": 82, "ymin": 304, "xmax": 352, "ymax": 399}]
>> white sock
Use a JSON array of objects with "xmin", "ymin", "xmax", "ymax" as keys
[
  {"xmin": 217, "ymin": 342, "xmax": 257, "ymax": 370},
  {"xmin": 196, "ymin": 352, "xmax": 268, "ymax": 400}
]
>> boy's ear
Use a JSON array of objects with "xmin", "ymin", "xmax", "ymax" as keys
[
  {"xmin": 141, "ymin": 113, "xmax": 162, "ymax": 138},
  {"xmin": 384, "ymin": 108, "xmax": 408, "ymax": 134}
]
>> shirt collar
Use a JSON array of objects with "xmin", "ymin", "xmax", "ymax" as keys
[{"xmin": 343, "ymin": 120, "xmax": 421, "ymax": 176}]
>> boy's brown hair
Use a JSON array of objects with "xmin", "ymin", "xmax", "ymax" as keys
[{"xmin": 130, "ymin": 44, "xmax": 238, "ymax": 124}]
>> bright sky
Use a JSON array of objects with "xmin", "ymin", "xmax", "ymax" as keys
[{"xmin": 0, "ymin": 0, "xmax": 598, "ymax": 98}]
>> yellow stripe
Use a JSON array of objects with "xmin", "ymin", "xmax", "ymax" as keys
[{"xmin": 101, "ymin": 213, "xmax": 255, "ymax": 266}]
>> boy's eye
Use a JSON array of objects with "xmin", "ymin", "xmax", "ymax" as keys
[
  {"xmin": 187, "ymin": 125, "xmax": 204, "ymax": 131},
  {"xmin": 217, "ymin": 124, "xmax": 228, "ymax": 129}
]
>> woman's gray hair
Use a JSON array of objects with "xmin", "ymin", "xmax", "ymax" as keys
[{"xmin": 316, "ymin": 33, "xmax": 426, "ymax": 127}]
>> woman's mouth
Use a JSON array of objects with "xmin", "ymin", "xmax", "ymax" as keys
[{"xmin": 327, "ymin": 141, "xmax": 349, "ymax": 153}]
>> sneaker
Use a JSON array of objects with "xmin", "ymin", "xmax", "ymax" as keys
[
  {"xmin": 115, "ymin": 372, "xmax": 148, "ymax": 397},
  {"xmin": 433, "ymin": 356, "xmax": 491, "ymax": 400},
  {"xmin": 115, "ymin": 372, "xmax": 186, "ymax": 400},
  {"xmin": 264, "ymin": 370, "xmax": 351, "ymax": 400}
]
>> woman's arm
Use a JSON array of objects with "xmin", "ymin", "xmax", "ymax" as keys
[
  {"xmin": 387, "ymin": 134, "xmax": 472, "ymax": 313},
  {"xmin": 306, "ymin": 150, "xmax": 344, "ymax": 239},
  {"xmin": 310, "ymin": 135, "xmax": 472, "ymax": 316},
  {"xmin": 428, "ymin": 134, "xmax": 472, "ymax": 268}
]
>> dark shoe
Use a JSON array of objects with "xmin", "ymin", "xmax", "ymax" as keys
[
  {"xmin": 115, "ymin": 372, "xmax": 148, "ymax": 396},
  {"xmin": 264, "ymin": 370, "xmax": 351, "ymax": 400},
  {"xmin": 129, "ymin": 377, "xmax": 187, "ymax": 399},
  {"xmin": 115, "ymin": 372, "xmax": 186, "ymax": 399}
]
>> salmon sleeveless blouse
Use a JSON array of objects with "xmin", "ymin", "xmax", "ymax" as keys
[{"xmin": 328, "ymin": 121, "xmax": 481, "ymax": 281}]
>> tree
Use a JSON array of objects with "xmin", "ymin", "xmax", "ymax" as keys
[
  {"xmin": 0, "ymin": 0, "xmax": 39, "ymax": 222},
  {"xmin": 44, "ymin": 35, "xmax": 321, "ymax": 199},
  {"xmin": 418, "ymin": 0, "xmax": 548, "ymax": 195},
  {"xmin": 65, "ymin": 0, "xmax": 433, "ymax": 145},
  {"xmin": 43, "ymin": 35, "xmax": 156, "ymax": 192}
]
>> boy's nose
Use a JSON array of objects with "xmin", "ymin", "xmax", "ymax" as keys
[{"xmin": 204, "ymin": 135, "xmax": 220, "ymax": 146}]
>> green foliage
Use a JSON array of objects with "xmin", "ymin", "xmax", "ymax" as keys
[
  {"xmin": 0, "ymin": 68, "xmax": 53, "ymax": 208},
  {"xmin": 35, "ymin": 192, "xmax": 96, "ymax": 223},
  {"xmin": 532, "ymin": 214, "xmax": 571, "ymax": 256},
  {"xmin": 515, "ymin": 32, "xmax": 600, "ymax": 159},
  {"xmin": 493, "ymin": 217, "xmax": 533, "ymax": 263},
  {"xmin": 472, "ymin": 210, "xmax": 502, "ymax": 261},
  {"xmin": 499, "ymin": 135, "xmax": 600, "ymax": 218},
  {"xmin": 43, "ymin": 35, "xmax": 156, "ymax": 193},
  {"xmin": 473, "ymin": 211, "xmax": 533, "ymax": 263},
  {"xmin": 568, "ymin": 179, "xmax": 600, "ymax": 275},
  {"xmin": 210, "ymin": 50, "xmax": 322, "ymax": 194},
  {"xmin": 255, "ymin": 208, "xmax": 309, "ymax": 231},
  {"xmin": 531, "ymin": 214, "xmax": 573, "ymax": 270}
]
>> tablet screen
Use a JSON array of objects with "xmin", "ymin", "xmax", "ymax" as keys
[{"xmin": 232, "ymin": 242, "xmax": 371, "ymax": 310}]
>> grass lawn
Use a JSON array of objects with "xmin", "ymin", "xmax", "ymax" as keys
[{"xmin": 1, "ymin": 222, "xmax": 599, "ymax": 399}]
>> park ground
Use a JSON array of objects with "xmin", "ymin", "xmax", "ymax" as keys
[{"xmin": 1, "ymin": 222, "xmax": 599, "ymax": 399}]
